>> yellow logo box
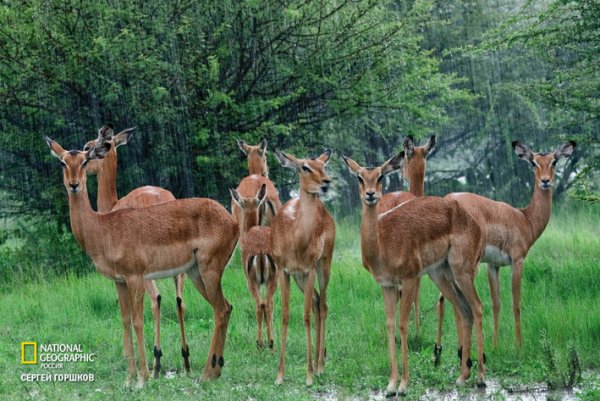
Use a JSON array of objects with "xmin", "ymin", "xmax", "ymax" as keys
[{"xmin": 21, "ymin": 342, "xmax": 37, "ymax": 365}]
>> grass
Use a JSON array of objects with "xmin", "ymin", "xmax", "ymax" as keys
[{"xmin": 0, "ymin": 205, "xmax": 599, "ymax": 400}]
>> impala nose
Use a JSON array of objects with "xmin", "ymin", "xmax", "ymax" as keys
[
  {"xmin": 365, "ymin": 191, "xmax": 377, "ymax": 203},
  {"xmin": 321, "ymin": 178, "xmax": 331, "ymax": 193},
  {"xmin": 68, "ymin": 181, "xmax": 80, "ymax": 193},
  {"xmin": 540, "ymin": 179, "xmax": 551, "ymax": 189}
]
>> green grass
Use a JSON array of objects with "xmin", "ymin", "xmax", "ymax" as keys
[{"xmin": 0, "ymin": 206, "xmax": 599, "ymax": 400}]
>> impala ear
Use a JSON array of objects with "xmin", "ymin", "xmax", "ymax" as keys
[
  {"xmin": 256, "ymin": 183, "xmax": 267, "ymax": 205},
  {"xmin": 424, "ymin": 135, "xmax": 436, "ymax": 156},
  {"xmin": 236, "ymin": 139, "xmax": 248, "ymax": 155},
  {"xmin": 98, "ymin": 124, "xmax": 114, "ymax": 141},
  {"xmin": 230, "ymin": 188, "xmax": 244, "ymax": 208},
  {"xmin": 404, "ymin": 135, "xmax": 415, "ymax": 157},
  {"xmin": 554, "ymin": 140, "xmax": 576, "ymax": 160},
  {"xmin": 113, "ymin": 127, "xmax": 136, "ymax": 148},
  {"xmin": 381, "ymin": 152, "xmax": 404, "ymax": 175},
  {"xmin": 87, "ymin": 142, "xmax": 111, "ymax": 160},
  {"xmin": 275, "ymin": 150, "xmax": 301, "ymax": 169},
  {"xmin": 342, "ymin": 155, "xmax": 361, "ymax": 176},
  {"xmin": 259, "ymin": 138, "xmax": 268, "ymax": 155},
  {"xmin": 512, "ymin": 141, "xmax": 534, "ymax": 164},
  {"xmin": 45, "ymin": 137, "xmax": 66, "ymax": 159},
  {"xmin": 318, "ymin": 149, "xmax": 332, "ymax": 165}
]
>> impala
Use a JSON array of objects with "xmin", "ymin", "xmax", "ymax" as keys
[
  {"xmin": 230, "ymin": 184, "xmax": 278, "ymax": 350},
  {"xmin": 377, "ymin": 135, "xmax": 436, "ymax": 330},
  {"xmin": 435, "ymin": 140, "xmax": 576, "ymax": 363},
  {"xmin": 271, "ymin": 149, "xmax": 335, "ymax": 386},
  {"xmin": 45, "ymin": 137, "xmax": 238, "ymax": 387},
  {"xmin": 233, "ymin": 139, "xmax": 281, "ymax": 227},
  {"xmin": 343, "ymin": 154, "xmax": 486, "ymax": 394},
  {"xmin": 84, "ymin": 125, "xmax": 189, "ymax": 376}
]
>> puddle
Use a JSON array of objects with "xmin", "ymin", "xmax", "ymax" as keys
[
  {"xmin": 368, "ymin": 380, "xmax": 579, "ymax": 401},
  {"xmin": 314, "ymin": 379, "xmax": 581, "ymax": 400}
]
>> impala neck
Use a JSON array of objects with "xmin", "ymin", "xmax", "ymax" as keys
[
  {"xmin": 68, "ymin": 184, "xmax": 101, "ymax": 256},
  {"xmin": 522, "ymin": 184, "xmax": 553, "ymax": 245},
  {"xmin": 407, "ymin": 165, "xmax": 425, "ymax": 197},
  {"xmin": 360, "ymin": 203, "xmax": 383, "ymax": 272},
  {"xmin": 297, "ymin": 188, "xmax": 321, "ymax": 243},
  {"xmin": 96, "ymin": 150, "xmax": 119, "ymax": 212}
]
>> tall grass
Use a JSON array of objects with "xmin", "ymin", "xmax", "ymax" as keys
[{"xmin": 0, "ymin": 204, "xmax": 598, "ymax": 400}]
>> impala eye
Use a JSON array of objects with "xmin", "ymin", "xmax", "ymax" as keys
[
  {"xmin": 376, "ymin": 175, "xmax": 384, "ymax": 184},
  {"xmin": 82, "ymin": 159, "xmax": 88, "ymax": 167},
  {"xmin": 302, "ymin": 165, "xmax": 312, "ymax": 173},
  {"xmin": 551, "ymin": 159, "xmax": 557, "ymax": 167},
  {"xmin": 60, "ymin": 160, "xmax": 67, "ymax": 168},
  {"xmin": 357, "ymin": 175, "xmax": 364, "ymax": 185}
]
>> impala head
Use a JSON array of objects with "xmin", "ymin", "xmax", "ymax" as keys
[
  {"xmin": 45, "ymin": 137, "xmax": 110, "ymax": 195},
  {"xmin": 343, "ymin": 153, "xmax": 403, "ymax": 206},
  {"xmin": 275, "ymin": 149, "xmax": 332, "ymax": 196},
  {"xmin": 513, "ymin": 140, "xmax": 576, "ymax": 191},
  {"xmin": 83, "ymin": 125, "xmax": 136, "ymax": 175},
  {"xmin": 403, "ymin": 135, "xmax": 435, "ymax": 181},
  {"xmin": 230, "ymin": 184, "xmax": 267, "ymax": 232},
  {"xmin": 237, "ymin": 138, "xmax": 269, "ymax": 177}
]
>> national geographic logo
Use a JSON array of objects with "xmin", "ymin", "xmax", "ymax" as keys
[
  {"xmin": 21, "ymin": 342, "xmax": 37, "ymax": 365},
  {"xmin": 20, "ymin": 342, "xmax": 96, "ymax": 382}
]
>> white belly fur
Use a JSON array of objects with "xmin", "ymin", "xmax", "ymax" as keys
[{"xmin": 144, "ymin": 258, "xmax": 195, "ymax": 280}]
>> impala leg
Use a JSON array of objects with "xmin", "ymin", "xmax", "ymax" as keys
[
  {"xmin": 487, "ymin": 265, "xmax": 501, "ymax": 347},
  {"xmin": 454, "ymin": 272, "xmax": 486, "ymax": 388},
  {"xmin": 292, "ymin": 273, "xmax": 322, "ymax": 376},
  {"xmin": 381, "ymin": 286, "xmax": 399, "ymax": 396},
  {"xmin": 302, "ymin": 270, "xmax": 317, "ymax": 386},
  {"xmin": 316, "ymin": 258, "xmax": 331, "ymax": 375},
  {"xmin": 246, "ymin": 259, "xmax": 265, "ymax": 349},
  {"xmin": 398, "ymin": 278, "xmax": 418, "ymax": 395},
  {"xmin": 413, "ymin": 277, "xmax": 421, "ymax": 331},
  {"xmin": 429, "ymin": 271, "xmax": 472, "ymax": 385},
  {"xmin": 144, "ymin": 280, "xmax": 162, "ymax": 378},
  {"xmin": 434, "ymin": 294, "xmax": 445, "ymax": 366},
  {"xmin": 175, "ymin": 274, "xmax": 191, "ymax": 372},
  {"xmin": 275, "ymin": 271, "xmax": 291, "ymax": 385},
  {"xmin": 197, "ymin": 263, "xmax": 230, "ymax": 380},
  {"xmin": 126, "ymin": 277, "xmax": 150, "ymax": 387},
  {"xmin": 265, "ymin": 265, "xmax": 279, "ymax": 350},
  {"xmin": 511, "ymin": 259, "xmax": 524, "ymax": 350},
  {"xmin": 115, "ymin": 282, "xmax": 136, "ymax": 387}
]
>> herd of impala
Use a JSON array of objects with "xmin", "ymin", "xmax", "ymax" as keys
[{"xmin": 44, "ymin": 125, "xmax": 575, "ymax": 395}]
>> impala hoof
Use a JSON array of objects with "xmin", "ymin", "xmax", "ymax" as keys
[
  {"xmin": 256, "ymin": 340, "xmax": 265, "ymax": 350},
  {"xmin": 275, "ymin": 375, "xmax": 284, "ymax": 385},
  {"xmin": 385, "ymin": 381, "xmax": 397, "ymax": 397},
  {"xmin": 398, "ymin": 379, "xmax": 409, "ymax": 396},
  {"xmin": 434, "ymin": 344, "xmax": 443, "ymax": 366},
  {"xmin": 477, "ymin": 380, "xmax": 487, "ymax": 389}
]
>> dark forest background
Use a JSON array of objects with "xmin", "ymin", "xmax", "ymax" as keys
[{"xmin": 0, "ymin": 0, "xmax": 598, "ymax": 245}]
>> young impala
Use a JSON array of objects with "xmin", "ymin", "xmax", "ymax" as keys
[
  {"xmin": 343, "ymin": 154, "xmax": 486, "ymax": 395},
  {"xmin": 435, "ymin": 140, "xmax": 576, "ymax": 364},
  {"xmin": 45, "ymin": 137, "xmax": 238, "ymax": 387},
  {"xmin": 271, "ymin": 149, "xmax": 335, "ymax": 386},
  {"xmin": 83, "ymin": 125, "xmax": 189, "ymax": 376},
  {"xmin": 230, "ymin": 184, "xmax": 279, "ymax": 350}
]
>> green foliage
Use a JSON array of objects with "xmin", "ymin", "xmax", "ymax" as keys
[
  {"xmin": 0, "ymin": 0, "xmax": 469, "ymax": 218},
  {"xmin": 0, "ymin": 218, "xmax": 93, "ymax": 287}
]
